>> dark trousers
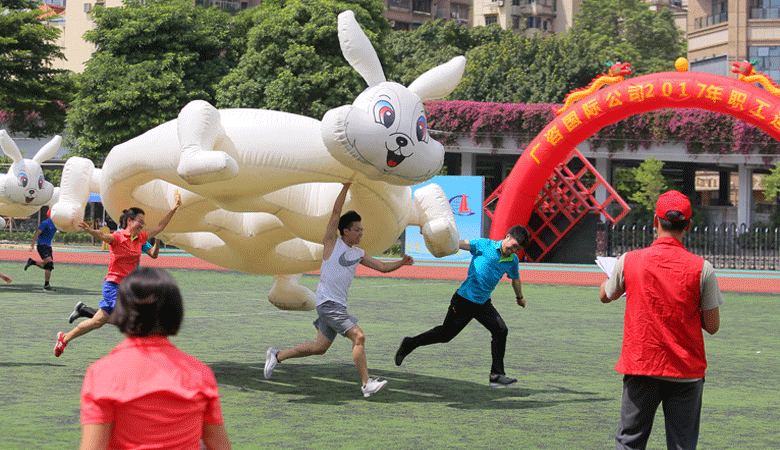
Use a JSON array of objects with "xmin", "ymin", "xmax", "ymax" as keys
[
  {"xmin": 407, "ymin": 292, "xmax": 509, "ymax": 375},
  {"xmin": 616, "ymin": 375, "xmax": 705, "ymax": 450}
]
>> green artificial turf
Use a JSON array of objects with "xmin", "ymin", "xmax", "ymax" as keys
[{"xmin": 0, "ymin": 262, "xmax": 777, "ymax": 449}]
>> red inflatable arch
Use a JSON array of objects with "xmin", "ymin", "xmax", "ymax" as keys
[{"xmin": 489, "ymin": 71, "xmax": 780, "ymax": 240}]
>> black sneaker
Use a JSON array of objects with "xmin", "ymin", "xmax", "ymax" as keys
[
  {"xmin": 43, "ymin": 285, "xmax": 55, "ymax": 292},
  {"xmin": 24, "ymin": 258, "xmax": 35, "ymax": 271},
  {"xmin": 395, "ymin": 336, "xmax": 413, "ymax": 366},
  {"xmin": 69, "ymin": 301, "xmax": 86, "ymax": 323},
  {"xmin": 489, "ymin": 374, "xmax": 517, "ymax": 387}
]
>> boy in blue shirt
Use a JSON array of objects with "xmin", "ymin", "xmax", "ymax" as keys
[
  {"xmin": 395, "ymin": 225, "xmax": 529, "ymax": 387},
  {"xmin": 25, "ymin": 212, "xmax": 58, "ymax": 291}
]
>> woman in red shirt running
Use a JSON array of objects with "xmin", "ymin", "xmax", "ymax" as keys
[{"xmin": 54, "ymin": 191, "xmax": 181, "ymax": 356}]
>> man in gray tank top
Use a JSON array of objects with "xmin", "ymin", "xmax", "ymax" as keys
[{"xmin": 264, "ymin": 183, "xmax": 414, "ymax": 398}]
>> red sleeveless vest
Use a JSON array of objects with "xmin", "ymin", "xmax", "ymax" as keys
[{"xmin": 617, "ymin": 236, "xmax": 707, "ymax": 378}]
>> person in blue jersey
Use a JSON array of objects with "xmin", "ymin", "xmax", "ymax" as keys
[
  {"xmin": 264, "ymin": 183, "xmax": 414, "ymax": 398},
  {"xmin": 394, "ymin": 225, "xmax": 529, "ymax": 387},
  {"xmin": 25, "ymin": 210, "xmax": 59, "ymax": 291}
]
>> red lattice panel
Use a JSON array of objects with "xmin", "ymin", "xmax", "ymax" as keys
[{"xmin": 484, "ymin": 149, "xmax": 630, "ymax": 262}]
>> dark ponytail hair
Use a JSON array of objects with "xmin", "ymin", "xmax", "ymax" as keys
[{"xmin": 119, "ymin": 207, "xmax": 145, "ymax": 229}]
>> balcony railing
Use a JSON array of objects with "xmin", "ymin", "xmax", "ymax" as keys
[
  {"xmin": 751, "ymin": 7, "xmax": 780, "ymax": 19},
  {"xmin": 694, "ymin": 12, "xmax": 728, "ymax": 29}
]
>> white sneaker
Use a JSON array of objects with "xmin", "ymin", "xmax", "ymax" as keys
[
  {"xmin": 361, "ymin": 377, "xmax": 388, "ymax": 398},
  {"xmin": 264, "ymin": 348, "xmax": 279, "ymax": 379}
]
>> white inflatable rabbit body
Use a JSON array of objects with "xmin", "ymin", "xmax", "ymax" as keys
[
  {"xmin": 53, "ymin": 11, "xmax": 464, "ymax": 310},
  {"xmin": 0, "ymin": 130, "xmax": 60, "ymax": 228}
]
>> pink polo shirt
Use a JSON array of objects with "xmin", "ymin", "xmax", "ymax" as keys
[
  {"xmin": 81, "ymin": 336, "xmax": 224, "ymax": 450},
  {"xmin": 106, "ymin": 230, "xmax": 147, "ymax": 283}
]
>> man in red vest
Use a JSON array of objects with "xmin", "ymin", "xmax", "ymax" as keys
[{"xmin": 600, "ymin": 190, "xmax": 722, "ymax": 450}]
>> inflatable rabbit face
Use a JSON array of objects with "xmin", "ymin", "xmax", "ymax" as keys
[
  {"xmin": 3, "ymin": 160, "xmax": 54, "ymax": 205},
  {"xmin": 321, "ymin": 11, "xmax": 465, "ymax": 186},
  {"xmin": 323, "ymin": 82, "xmax": 443, "ymax": 185},
  {"xmin": 0, "ymin": 131, "xmax": 59, "ymax": 206}
]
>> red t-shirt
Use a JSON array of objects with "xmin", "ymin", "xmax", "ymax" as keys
[
  {"xmin": 81, "ymin": 336, "xmax": 224, "ymax": 450},
  {"xmin": 106, "ymin": 230, "xmax": 147, "ymax": 283}
]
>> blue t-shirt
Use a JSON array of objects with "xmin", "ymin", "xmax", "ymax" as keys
[
  {"xmin": 37, "ymin": 218, "xmax": 58, "ymax": 246},
  {"xmin": 456, "ymin": 238, "xmax": 520, "ymax": 304}
]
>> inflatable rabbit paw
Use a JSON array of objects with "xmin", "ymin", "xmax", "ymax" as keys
[
  {"xmin": 50, "ymin": 201, "xmax": 85, "ymax": 232},
  {"xmin": 414, "ymin": 184, "xmax": 458, "ymax": 257},
  {"xmin": 268, "ymin": 274, "xmax": 316, "ymax": 311},
  {"xmin": 177, "ymin": 148, "xmax": 239, "ymax": 186}
]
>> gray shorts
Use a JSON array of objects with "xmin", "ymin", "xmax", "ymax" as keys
[{"xmin": 313, "ymin": 301, "xmax": 358, "ymax": 342}]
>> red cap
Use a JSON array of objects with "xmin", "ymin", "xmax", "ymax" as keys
[
  {"xmin": 656, "ymin": 190, "xmax": 691, "ymax": 221},
  {"xmin": 47, "ymin": 209, "xmax": 51, "ymax": 218}
]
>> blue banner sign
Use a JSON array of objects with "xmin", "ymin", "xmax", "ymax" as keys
[{"xmin": 404, "ymin": 176, "xmax": 484, "ymax": 262}]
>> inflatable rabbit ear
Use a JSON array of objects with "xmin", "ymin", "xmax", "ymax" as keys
[
  {"xmin": 0, "ymin": 130, "xmax": 24, "ymax": 163},
  {"xmin": 338, "ymin": 10, "xmax": 386, "ymax": 87},
  {"xmin": 32, "ymin": 135, "xmax": 62, "ymax": 164},
  {"xmin": 408, "ymin": 56, "xmax": 466, "ymax": 101}
]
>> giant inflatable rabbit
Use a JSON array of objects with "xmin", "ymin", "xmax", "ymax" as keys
[
  {"xmin": 0, "ymin": 130, "xmax": 61, "ymax": 228},
  {"xmin": 53, "ymin": 10, "xmax": 464, "ymax": 310}
]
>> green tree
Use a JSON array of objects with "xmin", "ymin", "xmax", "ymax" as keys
[
  {"xmin": 570, "ymin": 0, "xmax": 686, "ymax": 76},
  {"xmin": 385, "ymin": 20, "xmax": 507, "ymax": 87},
  {"xmin": 451, "ymin": 31, "xmax": 602, "ymax": 103},
  {"xmin": 629, "ymin": 157, "xmax": 669, "ymax": 220},
  {"xmin": 216, "ymin": 0, "xmax": 390, "ymax": 119},
  {"xmin": 64, "ymin": 0, "xmax": 239, "ymax": 161},
  {"xmin": 0, "ymin": 0, "xmax": 74, "ymax": 137},
  {"xmin": 387, "ymin": 22, "xmax": 602, "ymax": 104},
  {"xmin": 764, "ymin": 162, "xmax": 780, "ymax": 225}
]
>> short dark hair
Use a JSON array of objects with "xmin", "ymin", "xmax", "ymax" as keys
[
  {"xmin": 658, "ymin": 211, "xmax": 690, "ymax": 232},
  {"xmin": 111, "ymin": 267, "xmax": 184, "ymax": 337},
  {"xmin": 506, "ymin": 225, "xmax": 530, "ymax": 248},
  {"xmin": 338, "ymin": 210, "xmax": 362, "ymax": 236},
  {"xmin": 119, "ymin": 207, "xmax": 145, "ymax": 229}
]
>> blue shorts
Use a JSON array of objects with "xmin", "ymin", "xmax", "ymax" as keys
[{"xmin": 99, "ymin": 281, "xmax": 120, "ymax": 315}]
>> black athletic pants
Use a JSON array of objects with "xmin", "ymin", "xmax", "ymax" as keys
[{"xmin": 406, "ymin": 292, "xmax": 509, "ymax": 375}]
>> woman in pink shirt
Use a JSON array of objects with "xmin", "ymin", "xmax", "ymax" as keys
[
  {"xmin": 55, "ymin": 191, "xmax": 181, "ymax": 356},
  {"xmin": 78, "ymin": 267, "xmax": 230, "ymax": 450}
]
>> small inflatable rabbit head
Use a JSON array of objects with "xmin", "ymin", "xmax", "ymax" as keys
[
  {"xmin": 0, "ymin": 130, "xmax": 59, "ymax": 206},
  {"xmin": 321, "ymin": 10, "xmax": 465, "ymax": 186}
]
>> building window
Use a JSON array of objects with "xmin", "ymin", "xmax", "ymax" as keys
[
  {"xmin": 750, "ymin": 0, "xmax": 780, "ymax": 18},
  {"xmin": 512, "ymin": 15, "xmax": 521, "ymax": 29},
  {"xmin": 526, "ymin": 16, "xmax": 541, "ymax": 29},
  {"xmin": 391, "ymin": 20, "xmax": 411, "ymax": 30},
  {"xmin": 388, "ymin": 0, "xmax": 412, "ymax": 10},
  {"xmin": 412, "ymin": 0, "xmax": 431, "ymax": 13},
  {"xmin": 485, "ymin": 15, "xmax": 498, "ymax": 25},
  {"xmin": 748, "ymin": 46, "xmax": 780, "ymax": 82},
  {"xmin": 451, "ymin": 2, "xmax": 470, "ymax": 23},
  {"xmin": 712, "ymin": 0, "xmax": 727, "ymax": 15},
  {"xmin": 694, "ymin": 0, "xmax": 728, "ymax": 28},
  {"xmin": 512, "ymin": 0, "xmax": 520, "ymax": 5}
]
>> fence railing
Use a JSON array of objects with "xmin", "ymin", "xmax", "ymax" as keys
[{"xmin": 602, "ymin": 222, "xmax": 780, "ymax": 271}]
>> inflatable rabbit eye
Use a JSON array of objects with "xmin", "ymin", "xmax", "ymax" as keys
[
  {"xmin": 416, "ymin": 116, "xmax": 429, "ymax": 143},
  {"xmin": 17, "ymin": 173, "xmax": 28, "ymax": 187},
  {"xmin": 374, "ymin": 100, "xmax": 395, "ymax": 128},
  {"xmin": 38, "ymin": 175, "xmax": 44, "ymax": 189}
]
